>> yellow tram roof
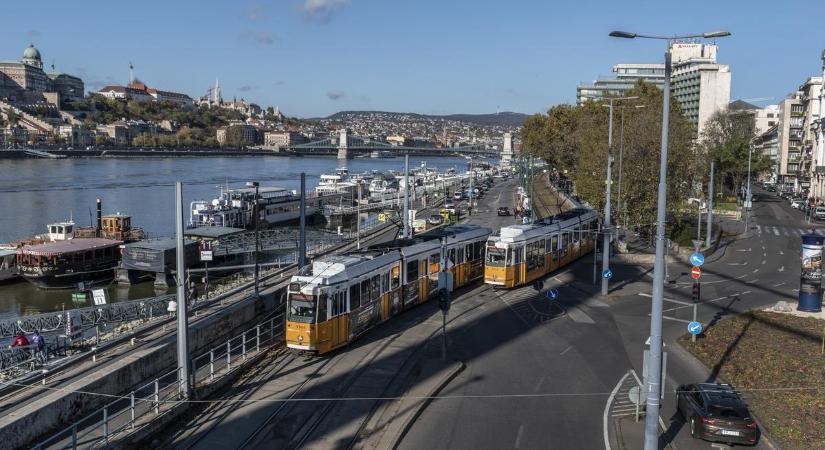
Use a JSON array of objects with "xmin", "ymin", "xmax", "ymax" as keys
[{"xmin": 293, "ymin": 250, "xmax": 401, "ymax": 286}]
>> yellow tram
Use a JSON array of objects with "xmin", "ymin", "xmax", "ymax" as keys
[
  {"xmin": 484, "ymin": 208, "xmax": 599, "ymax": 289},
  {"xmin": 286, "ymin": 224, "xmax": 491, "ymax": 354}
]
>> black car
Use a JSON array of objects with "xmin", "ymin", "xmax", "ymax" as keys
[
  {"xmin": 677, "ymin": 383, "xmax": 760, "ymax": 446},
  {"xmin": 497, "ymin": 207, "xmax": 511, "ymax": 216}
]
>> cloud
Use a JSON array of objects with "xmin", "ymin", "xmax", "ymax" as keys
[
  {"xmin": 237, "ymin": 85, "xmax": 257, "ymax": 92},
  {"xmin": 302, "ymin": 0, "xmax": 350, "ymax": 23},
  {"xmin": 327, "ymin": 90, "xmax": 345, "ymax": 100},
  {"xmin": 240, "ymin": 31, "xmax": 276, "ymax": 45}
]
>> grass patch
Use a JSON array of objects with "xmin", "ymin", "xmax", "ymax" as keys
[
  {"xmin": 714, "ymin": 202, "xmax": 739, "ymax": 212},
  {"xmin": 679, "ymin": 311, "xmax": 825, "ymax": 450}
]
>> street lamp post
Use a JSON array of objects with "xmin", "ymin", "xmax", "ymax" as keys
[
  {"xmin": 744, "ymin": 145, "xmax": 753, "ymax": 233},
  {"xmin": 610, "ymin": 29, "xmax": 731, "ymax": 450},
  {"xmin": 246, "ymin": 181, "xmax": 260, "ymax": 297},
  {"xmin": 601, "ymin": 95, "xmax": 638, "ymax": 297}
]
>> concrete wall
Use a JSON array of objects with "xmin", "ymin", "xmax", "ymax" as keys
[{"xmin": 3, "ymin": 291, "xmax": 280, "ymax": 450}]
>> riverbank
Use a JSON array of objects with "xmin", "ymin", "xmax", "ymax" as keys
[{"xmin": 0, "ymin": 148, "xmax": 284, "ymax": 159}]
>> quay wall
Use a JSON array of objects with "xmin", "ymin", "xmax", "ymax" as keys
[{"xmin": 3, "ymin": 290, "xmax": 280, "ymax": 450}]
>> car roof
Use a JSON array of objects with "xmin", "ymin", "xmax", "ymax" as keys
[{"xmin": 696, "ymin": 383, "xmax": 746, "ymax": 407}]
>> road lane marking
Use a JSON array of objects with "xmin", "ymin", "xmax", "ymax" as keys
[
  {"xmin": 799, "ymin": 228, "xmax": 807, "ymax": 235},
  {"xmin": 762, "ymin": 260, "xmax": 766, "ymax": 264},
  {"xmin": 560, "ymin": 345, "xmax": 573, "ymax": 356},
  {"xmin": 514, "ymin": 424, "xmax": 524, "ymax": 448},
  {"xmin": 753, "ymin": 269, "xmax": 759, "ymax": 273},
  {"xmin": 779, "ymin": 250, "xmax": 784, "ymax": 255},
  {"xmin": 604, "ymin": 372, "xmax": 631, "ymax": 450},
  {"xmin": 638, "ymin": 292, "xmax": 692, "ymax": 306},
  {"xmin": 773, "ymin": 227, "xmax": 780, "ymax": 236}
]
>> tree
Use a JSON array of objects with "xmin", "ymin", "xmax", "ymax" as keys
[
  {"xmin": 94, "ymin": 135, "xmax": 108, "ymax": 146},
  {"xmin": 520, "ymin": 80, "xmax": 699, "ymax": 225},
  {"xmin": 700, "ymin": 109, "xmax": 771, "ymax": 197}
]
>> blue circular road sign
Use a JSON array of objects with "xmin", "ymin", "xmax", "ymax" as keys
[
  {"xmin": 547, "ymin": 288, "xmax": 559, "ymax": 300},
  {"xmin": 688, "ymin": 321, "xmax": 703, "ymax": 335},
  {"xmin": 602, "ymin": 268, "xmax": 613, "ymax": 279},
  {"xmin": 690, "ymin": 252, "xmax": 705, "ymax": 267}
]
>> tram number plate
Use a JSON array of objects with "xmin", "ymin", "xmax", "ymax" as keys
[{"xmin": 720, "ymin": 430, "xmax": 740, "ymax": 437}]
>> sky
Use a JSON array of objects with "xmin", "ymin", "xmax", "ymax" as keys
[{"xmin": 2, "ymin": 0, "xmax": 823, "ymax": 118}]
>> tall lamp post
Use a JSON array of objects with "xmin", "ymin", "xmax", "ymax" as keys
[
  {"xmin": 601, "ymin": 95, "xmax": 639, "ymax": 297},
  {"xmin": 246, "ymin": 181, "xmax": 260, "ymax": 297},
  {"xmin": 610, "ymin": 29, "xmax": 731, "ymax": 450}
]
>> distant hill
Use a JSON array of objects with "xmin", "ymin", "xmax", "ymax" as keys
[{"xmin": 323, "ymin": 110, "xmax": 529, "ymax": 127}]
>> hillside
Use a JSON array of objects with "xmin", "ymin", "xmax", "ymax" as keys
[{"xmin": 324, "ymin": 110, "xmax": 528, "ymax": 127}]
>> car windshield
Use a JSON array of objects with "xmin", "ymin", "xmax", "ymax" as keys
[{"xmin": 708, "ymin": 406, "xmax": 748, "ymax": 419}]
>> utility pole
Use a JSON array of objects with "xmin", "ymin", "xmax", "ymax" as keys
[
  {"xmin": 299, "ymin": 173, "xmax": 307, "ymax": 267},
  {"xmin": 601, "ymin": 95, "xmax": 638, "ymax": 296},
  {"xmin": 610, "ymin": 30, "xmax": 731, "ymax": 450},
  {"xmin": 174, "ymin": 182, "xmax": 191, "ymax": 398},
  {"xmin": 356, "ymin": 177, "xmax": 361, "ymax": 249},
  {"xmin": 246, "ymin": 181, "xmax": 260, "ymax": 297},
  {"xmin": 706, "ymin": 161, "xmax": 714, "ymax": 248},
  {"xmin": 403, "ymin": 154, "xmax": 410, "ymax": 238}
]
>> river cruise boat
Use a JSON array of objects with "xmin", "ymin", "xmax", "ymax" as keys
[
  {"xmin": 190, "ymin": 185, "xmax": 339, "ymax": 228},
  {"xmin": 314, "ymin": 168, "xmax": 366, "ymax": 202},
  {"xmin": 17, "ymin": 238, "xmax": 123, "ymax": 289},
  {"xmin": 0, "ymin": 248, "xmax": 19, "ymax": 283},
  {"xmin": 369, "ymin": 150, "xmax": 395, "ymax": 158}
]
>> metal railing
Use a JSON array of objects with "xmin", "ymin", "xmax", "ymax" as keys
[{"xmin": 34, "ymin": 313, "xmax": 284, "ymax": 450}]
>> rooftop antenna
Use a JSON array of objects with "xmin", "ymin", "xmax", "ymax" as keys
[
  {"xmin": 51, "ymin": 59, "xmax": 55, "ymax": 72},
  {"xmin": 129, "ymin": 62, "xmax": 134, "ymax": 84}
]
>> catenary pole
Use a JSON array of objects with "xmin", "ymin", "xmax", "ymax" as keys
[
  {"xmin": 403, "ymin": 154, "xmax": 410, "ymax": 238},
  {"xmin": 643, "ymin": 43, "xmax": 672, "ymax": 450},
  {"xmin": 175, "ymin": 182, "xmax": 191, "ymax": 398},
  {"xmin": 299, "ymin": 173, "xmax": 307, "ymax": 267},
  {"xmin": 706, "ymin": 161, "xmax": 714, "ymax": 247}
]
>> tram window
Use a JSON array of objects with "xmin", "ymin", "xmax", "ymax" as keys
[
  {"xmin": 551, "ymin": 235, "xmax": 559, "ymax": 257},
  {"xmin": 391, "ymin": 265, "xmax": 400, "ymax": 289},
  {"xmin": 526, "ymin": 241, "xmax": 545, "ymax": 270},
  {"xmin": 457, "ymin": 247, "xmax": 464, "ymax": 264},
  {"xmin": 406, "ymin": 260, "xmax": 418, "ymax": 282},
  {"xmin": 465, "ymin": 244, "xmax": 472, "ymax": 261},
  {"xmin": 573, "ymin": 226, "xmax": 580, "ymax": 243},
  {"xmin": 429, "ymin": 253, "xmax": 439, "ymax": 266},
  {"xmin": 318, "ymin": 293, "xmax": 328, "ymax": 322},
  {"xmin": 382, "ymin": 272, "xmax": 389, "ymax": 293},
  {"xmin": 361, "ymin": 280, "xmax": 370, "ymax": 303},
  {"xmin": 350, "ymin": 284, "xmax": 361, "ymax": 309},
  {"xmin": 486, "ymin": 243, "xmax": 505, "ymax": 266},
  {"xmin": 474, "ymin": 241, "xmax": 484, "ymax": 260},
  {"xmin": 371, "ymin": 275, "xmax": 380, "ymax": 300}
]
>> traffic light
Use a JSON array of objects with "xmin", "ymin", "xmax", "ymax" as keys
[
  {"xmin": 692, "ymin": 281, "xmax": 700, "ymax": 303},
  {"xmin": 438, "ymin": 289, "xmax": 451, "ymax": 312}
]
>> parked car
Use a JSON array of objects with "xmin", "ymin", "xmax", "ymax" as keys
[
  {"xmin": 497, "ymin": 206, "xmax": 511, "ymax": 216},
  {"xmin": 677, "ymin": 383, "xmax": 760, "ymax": 446},
  {"xmin": 427, "ymin": 214, "xmax": 444, "ymax": 226},
  {"xmin": 453, "ymin": 191, "xmax": 463, "ymax": 201},
  {"xmin": 815, "ymin": 207, "xmax": 825, "ymax": 220},
  {"xmin": 445, "ymin": 199, "xmax": 455, "ymax": 209},
  {"xmin": 791, "ymin": 199, "xmax": 805, "ymax": 209}
]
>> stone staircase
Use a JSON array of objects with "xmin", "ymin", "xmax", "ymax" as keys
[{"xmin": 0, "ymin": 99, "xmax": 55, "ymax": 134}]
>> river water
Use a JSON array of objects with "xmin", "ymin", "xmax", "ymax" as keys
[{"xmin": 0, "ymin": 154, "xmax": 484, "ymax": 317}]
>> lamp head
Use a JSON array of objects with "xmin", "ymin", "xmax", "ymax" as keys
[
  {"xmin": 609, "ymin": 31, "xmax": 637, "ymax": 39},
  {"xmin": 702, "ymin": 31, "xmax": 731, "ymax": 38}
]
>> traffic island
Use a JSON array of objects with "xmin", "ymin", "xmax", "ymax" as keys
[{"xmin": 679, "ymin": 310, "xmax": 825, "ymax": 449}]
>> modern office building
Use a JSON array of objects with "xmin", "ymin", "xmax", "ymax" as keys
[
  {"xmin": 576, "ymin": 63, "xmax": 665, "ymax": 103},
  {"xmin": 670, "ymin": 43, "xmax": 731, "ymax": 136},
  {"xmin": 777, "ymin": 97, "xmax": 804, "ymax": 191}
]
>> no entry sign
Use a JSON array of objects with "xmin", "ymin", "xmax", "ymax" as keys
[{"xmin": 691, "ymin": 266, "xmax": 701, "ymax": 280}]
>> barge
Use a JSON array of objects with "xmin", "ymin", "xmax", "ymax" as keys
[{"xmin": 17, "ymin": 238, "xmax": 123, "ymax": 289}]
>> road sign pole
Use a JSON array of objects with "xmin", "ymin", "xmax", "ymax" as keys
[{"xmin": 692, "ymin": 303, "xmax": 698, "ymax": 343}]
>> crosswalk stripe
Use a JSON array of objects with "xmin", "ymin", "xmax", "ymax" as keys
[
  {"xmin": 798, "ymin": 228, "xmax": 807, "ymax": 235},
  {"xmin": 773, "ymin": 227, "xmax": 780, "ymax": 236}
]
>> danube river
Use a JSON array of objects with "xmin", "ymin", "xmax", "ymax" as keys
[{"xmin": 0, "ymin": 154, "xmax": 484, "ymax": 317}]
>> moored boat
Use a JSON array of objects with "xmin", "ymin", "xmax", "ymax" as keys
[{"xmin": 17, "ymin": 238, "xmax": 123, "ymax": 289}]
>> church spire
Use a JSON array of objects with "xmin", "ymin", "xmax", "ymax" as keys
[{"xmin": 214, "ymin": 78, "xmax": 222, "ymax": 104}]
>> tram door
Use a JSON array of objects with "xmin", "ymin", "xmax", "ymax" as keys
[
  {"xmin": 512, "ymin": 246, "xmax": 522, "ymax": 286},
  {"xmin": 330, "ymin": 291, "xmax": 348, "ymax": 347}
]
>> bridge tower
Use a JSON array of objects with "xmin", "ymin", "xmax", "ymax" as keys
[
  {"xmin": 501, "ymin": 132, "xmax": 515, "ymax": 169},
  {"xmin": 337, "ymin": 128, "xmax": 350, "ymax": 159}
]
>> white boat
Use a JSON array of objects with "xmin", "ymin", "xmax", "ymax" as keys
[
  {"xmin": 370, "ymin": 150, "xmax": 395, "ymax": 158},
  {"xmin": 0, "ymin": 248, "xmax": 20, "ymax": 282},
  {"xmin": 314, "ymin": 168, "xmax": 365, "ymax": 201},
  {"xmin": 190, "ymin": 185, "xmax": 333, "ymax": 228}
]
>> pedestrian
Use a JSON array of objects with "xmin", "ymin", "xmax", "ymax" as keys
[
  {"xmin": 167, "ymin": 299, "xmax": 178, "ymax": 317},
  {"xmin": 10, "ymin": 331, "xmax": 29, "ymax": 348},
  {"xmin": 30, "ymin": 330, "xmax": 46, "ymax": 364}
]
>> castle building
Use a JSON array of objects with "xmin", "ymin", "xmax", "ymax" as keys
[{"xmin": 0, "ymin": 44, "xmax": 84, "ymax": 102}]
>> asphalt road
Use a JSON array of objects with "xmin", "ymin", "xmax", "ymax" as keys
[{"xmin": 402, "ymin": 187, "xmax": 807, "ymax": 450}]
